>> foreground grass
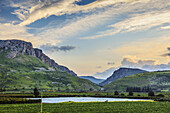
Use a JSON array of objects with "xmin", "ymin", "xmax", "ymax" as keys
[{"xmin": 0, "ymin": 102, "xmax": 169, "ymax": 113}]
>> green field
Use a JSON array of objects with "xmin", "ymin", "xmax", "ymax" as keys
[{"xmin": 0, "ymin": 102, "xmax": 169, "ymax": 113}]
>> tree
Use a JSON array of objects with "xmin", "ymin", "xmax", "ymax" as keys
[
  {"xmin": 34, "ymin": 87, "xmax": 39, "ymax": 97},
  {"xmin": 114, "ymin": 91, "xmax": 119, "ymax": 95},
  {"xmin": 129, "ymin": 91, "xmax": 133, "ymax": 96},
  {"xmin": 148, "ymin": 90, "xmax": 154, "ymax": 96}
]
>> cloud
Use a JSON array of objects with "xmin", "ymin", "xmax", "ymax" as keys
[
  {"xmin": 96, "ymin": 66, "xmax": 102, "ymax": 69},
  {"xmin": 82, "ymin": 9, "xmax": 170, "ymax": 39},
  {"xmin": 162, "ymin": 47, "xmax": 170, "ymax": 57},
  {"xmin": 0, "ymin": 23, "xmax": 36, "ymax": 43},
  {"xmin": 142, "ymin": 63, "xmax": 170, "ymax": 71},
  {"xmin": 160, "ymin": 26, "xmax": 170, "ymax": 30},
  {"xmin": 107, "ymin": 62, "xmax": 115, "ymax": 65},
  {"xmin": 121, "ymin": 56, "xmax": 157, "ymax": 67},
  {"xmin": 121, "ymin": 56, "xmax": 170, "ymax": 71},
  {"xmin": 9, "ymin": 0, "xmax": 150, "ymax": 26},
  {"xmin": 0, "ymin": 23, "xmax": 62, "ymax": 47},
  {"xmin": 40, "ymin": 43, "xmax": 76, "ymax": 52}
]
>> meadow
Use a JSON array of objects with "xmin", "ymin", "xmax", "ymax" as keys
[{"xmin": 0, "ymin": 101, "xmax": 169, "ymax": 113}]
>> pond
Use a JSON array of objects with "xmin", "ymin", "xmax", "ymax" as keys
[{"xmin": 29, "ymin": 97, "xmax": 151, "ymax": 103}]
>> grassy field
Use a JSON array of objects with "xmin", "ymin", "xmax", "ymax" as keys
[{"xmin": 0, "ymin": 101, "xmax": 169, "ymax": 113}]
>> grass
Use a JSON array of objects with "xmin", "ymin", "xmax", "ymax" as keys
[
  {"xmin": 0, "ymin": 52, "xmax": 100, "ymax": 92},
  {"xmin": 104, "ymin": 71, "xmax": 170, "ymax": 92},
  {"xmin": 0, "ymin": 102, "xmax": 169, "ymax": 113}
]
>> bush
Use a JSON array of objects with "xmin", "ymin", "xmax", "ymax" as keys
[
  {"xmin": 121, "ymin": 93, "xmax": 125, "ymax": 96},
  {"xmin": 148, "ymin": 90, "xmax": 154, "ymax": 96},
  {"xmin": 156, "ymin": 94, "xmax": 164, "ymax": 97},
  {"xmin": 34, "ymin": 87, "xmax": 39, "ymax": 97},
  {"xmin": 114, "ymin": 91, "xmax": 119, "ymax": 95},
  {"xmin": 129, "ymin": 91, "xmax": 133, "ymax": 96}
]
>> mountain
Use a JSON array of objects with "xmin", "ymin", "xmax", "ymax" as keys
[
  {"xmin": 0, "ymin": 40, "xmax": 100, "ymax": 91},
  {"xmin": 100, "ymin": 67, "xmax": 147, "ymax": 86},
  {"xmin": 104, "ymin": 71, "xmax": 170, "ymax": 92},
  {"xmin": 79, "ymin": 76, "xmax": 104, "ymax": 84},
  {"xmin": 0, "ymin": 40, "xmax": 76, "ymax": 76},
  {"xmin": 93, "ymin": 67, "xmax": 116, "ymax": 79}
]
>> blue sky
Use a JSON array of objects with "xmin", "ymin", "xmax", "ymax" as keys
[{"xmin": 0, "ymin": 0, "xmax": 170, "ymax": 78}]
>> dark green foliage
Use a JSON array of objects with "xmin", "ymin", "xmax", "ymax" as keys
[
  {"xmin": 156, "ymin": 94, "xmax": 164, "ymax": 97},
  {"xmin": 114, "ymin": 91, "xmax": 119, "ymax": 95},
  {"xmin": 148, "ymin": 90, "xmax": 154, "ymax": 96},
  {"xmin": 129, "ymin": 91, "xmax": 133, "ymax": 96},
  {"xmin": 33, "ymin": 88, "xmax": 39, "ymax": 97},
  {"xmin": 121, "ymin": 93, "xmax": 125, "ymax": 96},
  {"xmin": 0, "ymin": 97, "xmax": 40, "ymax": 104}
]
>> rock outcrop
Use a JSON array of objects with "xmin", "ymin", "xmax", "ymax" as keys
[
  {"xmin": 0, "ymin": 40, "xmax": 77, "ymax": 76},
  {"xmin": 100, "ymin": 67, "xmax": 147, "ymax": 86}
]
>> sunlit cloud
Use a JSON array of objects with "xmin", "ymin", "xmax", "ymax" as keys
[{"xmin": 10, "ymin": 0, "xmax": 149, "ymax": 26}]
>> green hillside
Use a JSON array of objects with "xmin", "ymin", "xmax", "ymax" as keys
[
  {"xmin": 0, "ymin": 52, "xmax": 100, "ymax": 91},
  {"xmin": 104, "ymin": 71, "xmax": 170, "ymax": 92}
]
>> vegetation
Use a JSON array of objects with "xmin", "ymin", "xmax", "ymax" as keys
[
  {"xmin": 104, "ymin": 71, "xmax": 170, "ymax": 92},
  {"xmin": 0, "ymin": 97, "xmax": 40, "ymax": 104},
  {"xmin": 0, "ymin": 52, "xmax": 100, "ymax": 92},
  {"xmin": 33, "ymin": 88, "xmax": 39, "ymax": 97},
  {"xmin": 0, "ymin": 102, "xmax": 169, "ymax": 113}
]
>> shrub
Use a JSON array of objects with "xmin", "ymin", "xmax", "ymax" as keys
[
  {"xmin": 121, "ymin": 93, "xmax": 125, "ymax": 96},
  {"xmin": 34, "ymin": 87, "xmax": 39, "ymax": 97},
  {"xmin": 156, "ymin": 94, "xmax": 164, "ymax": 97},
  {"xmin": 114, "ymin": 91, "xmax": 119, "ymax": 95},
  {"xmin": 148, "ymin": 90, "xmax": 154, "ymax": 96},
  {"xmin": 129, "ymin": 91, "xmax": 133, "ymax": 96}
]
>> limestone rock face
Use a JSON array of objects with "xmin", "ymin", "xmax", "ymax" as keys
[{"xmin": 0, "ymin": 40, "xmax": 77, "ymax": 76}]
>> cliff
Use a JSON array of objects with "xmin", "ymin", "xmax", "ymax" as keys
[{"xmin": 0, "ymin": 40, "xmax": 77, "ymax": 76}]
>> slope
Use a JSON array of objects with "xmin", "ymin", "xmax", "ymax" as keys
[
  {"xmin": 79, "ymin": 76, "xmax": 104, "ymax": 84},
  {"xmin": 104, "ymin": 71, "xmax": 170, "ymax": 92},
  {"xmin": 100, "ymin": 67, "xmax": 147, "ymax": 86},
  {"xmin": 0, "ymin": 40, "xmax": 100, "ymax": 91}
]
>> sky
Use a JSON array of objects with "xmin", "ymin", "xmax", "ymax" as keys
[{"xmin": 0, "ymin": 0, "xmax": 170, "ymax": 79}]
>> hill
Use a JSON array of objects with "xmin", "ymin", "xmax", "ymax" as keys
[
  {"xmin": 0, "ymin": 40, "xmax": 100, "ymax": 91},
  {"xmin": 104, "ymin": 71, "xmax": 170, "ymax": 92},
  {"xmin": 79, "ymin": 76, "xmax": 104, "ymax": 84},
  {"xmin": 100, "ymin": 67, "xmax": 147, "ymax": 86}
]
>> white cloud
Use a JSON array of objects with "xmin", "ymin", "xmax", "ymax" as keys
[
  {"xmin": 82, "ymin": 10, "xmax": 170, "ymax": 39},
  {"xmin": 0, "ymin": 23, "xmax": 60, "ymax": 47},
  {"xmin": 121, "ymin": 56, "xmax": 158, "ymax": 67},
  {"xmin": 161, "ymin": 26, "xmax": 170, "ymax": 30},
  {"xmin": 121, "ymin": 56, "xmax": 170, "ymax": 71},
  {"xmin": 10, "ymin": 0, "xmax": 150, "ymax": 26}
]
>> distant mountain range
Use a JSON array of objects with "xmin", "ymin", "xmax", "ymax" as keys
[
  {"xmin": 100, "ymin": 67, "xmax": 148, "ymax": 86},
  {"xmin": 92, "ymin": 67, "xmax": 116, "ymax": 79},
  {"xmin": 79, "ymin": 76, "xmax": 104, "ymax": 84}
]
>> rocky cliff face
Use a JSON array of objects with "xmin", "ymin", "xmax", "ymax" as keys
[
  {"xmin": 0, "ymin": 40, "xmax": 77, "ymax": 76},
  {"xmin": 100, "ymin": 67, "xmax": 147, "ymax": 86}
]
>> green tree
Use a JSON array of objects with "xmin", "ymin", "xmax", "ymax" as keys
[
  {"xmin": 148, "ymin": 90, "xmax": 154, "ymax": 96},
  {"xmin": 33, "ymin": 87, "xmax": 39, "ymax": 97},
  {"xmin": 114, "ymin": 91, "xmax": 119, "ymax": 95},
  {"xmin": 129, "ymin": 91, "xmax": 133, "ymax": 96}
]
